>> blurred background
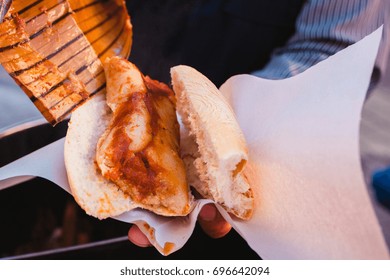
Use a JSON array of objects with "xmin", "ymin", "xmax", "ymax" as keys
[{"xmin": 360, "ymin": 53, "xmax": 390, "ymax": 250}]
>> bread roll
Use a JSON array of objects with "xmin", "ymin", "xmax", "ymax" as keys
[
  {"xmin": 65, "ymin": 60, "xmax": 254, "ymax": 220},
  {"xmin": 65, "ymin": 59, "xmax": 193, "ymax": 219},
  {"xmin": 171, "ymin": 65, "xmax": 254, "ymax": 220},
  {"xmin": 64, "ymin": 93, "xmax": 137, "ymax": 219}
]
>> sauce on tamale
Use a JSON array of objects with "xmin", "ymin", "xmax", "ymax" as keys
[{"xmin": 96, "ymin": 64, "xmax": 189, "ymax": 215}]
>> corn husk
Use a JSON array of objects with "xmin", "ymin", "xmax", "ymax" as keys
[{"xmin": 0, "ymin": 0, "xmax": 132, "ymax": 125}]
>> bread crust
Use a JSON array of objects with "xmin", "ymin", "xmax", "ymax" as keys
[
  {"xmin": 64, "ymin": 93, "xmax": 137, "ymax": 219},
  {"xmin": 171, "ymin": 65, "xmax": 254, "ymax": 220},
  {"xmin": 65, "ymin": 62, "xmax": 253, "ymax": 220}
]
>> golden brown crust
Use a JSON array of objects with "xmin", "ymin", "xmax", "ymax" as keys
[{"xmin": 0, "ymin": 0, "xmax": 132, "ymax": 125}]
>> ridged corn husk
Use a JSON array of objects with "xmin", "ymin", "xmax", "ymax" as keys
[{"xmin": 0, "ymin": 0, "xmax": 132, "ymax": 125}]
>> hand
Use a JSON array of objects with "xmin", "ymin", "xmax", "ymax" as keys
[
  {"xmin": 196, "ymin": 203, "xmax": 232, "ymax": 239},
  {"xmin": 128, "ymin": 204, "xmax": 232, "ymax": 247}
]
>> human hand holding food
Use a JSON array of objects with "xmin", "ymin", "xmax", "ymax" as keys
[{"xmin": 128, "ymin": 203, "xmax": 232, "ymax": 247}]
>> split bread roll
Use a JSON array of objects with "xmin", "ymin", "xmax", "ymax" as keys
[
  {"xmin": 65, "ymin": 58, "xmax": 254, "ymax": 220},
  {"xmin": 172, "ymin": 65, "xmax": 254, "ymax": 220},
  {"xmin": 65, "ymin": 58, "xmax": 193, "ymax": 219},
  {"xmin": 64, "ymin": 92, "xmax": 138, "ymax": 219}
]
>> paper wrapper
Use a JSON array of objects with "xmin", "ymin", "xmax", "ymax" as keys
[{"xmin": 0, "ymin": 28, "xmax": 389, "ymax": 259}]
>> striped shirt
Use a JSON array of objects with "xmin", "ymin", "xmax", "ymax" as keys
[{"xmin": 253, "ymin": 0, "xmax": 390, "ymax": 83}]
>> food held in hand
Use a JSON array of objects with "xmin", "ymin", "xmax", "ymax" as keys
[
  {"xmin": 172, "ymin": 65, "xmax": 254, "ymax": 220},
  {"xmin": 65, "ymin": 58, "xmax": 193, "ymax": 219},
  {"xmin": 65, "ymin": 57, "xmax": 254, "ymax": 220}
]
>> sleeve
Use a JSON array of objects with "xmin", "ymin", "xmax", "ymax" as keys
[{"xmin": 252, "ymin": 0, "xmax": 389, "ymax": 82}]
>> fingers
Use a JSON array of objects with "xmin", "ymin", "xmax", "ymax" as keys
[
  {"xmin": 198, "ymin": 203, "xmax": 232, "ymax": 239},
  {"xmin": 128, "ymin": 204, "xmax": 231, "ymax": 248},
  {"xmin": 128, "ymin": 224, "xmax": 152, "ymax": 247}
]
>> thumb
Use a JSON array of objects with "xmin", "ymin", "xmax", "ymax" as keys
[{"xmin": 198, "ymin": 204, "xmax": 232, "ymax": 239}]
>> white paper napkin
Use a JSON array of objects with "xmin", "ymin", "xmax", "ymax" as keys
[{"xmin": 0, "ymin": 27, "xmax": 388, "ymax": 259}]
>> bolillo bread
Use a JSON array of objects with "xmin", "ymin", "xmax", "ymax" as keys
[
  {"xmin": 65, "ymin": 60, "xmax": 254, "ymax": 220},
  {"xmin": 65, "ymin": 59, "xmax": 193, "ymax": 219},
  {"xmin": 171, "ymin": 65, "xmax": 254, "ymax": 220},
  {"xmin": 64, "ymin": 93, "xmax": 137, "ymax": 219}
]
